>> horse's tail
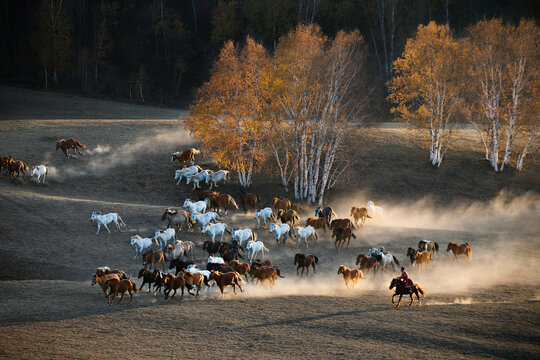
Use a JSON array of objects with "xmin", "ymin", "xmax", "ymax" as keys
[
  {"xmin": 275, "ymin": 268, "xmax": 285, "ymax": 278},
  {"xmin": 74, "ymin": 139, "xmax": 86, "ymax": 148},
  {"xmin": 230, "ymin": 198, "xmax": 239, "ymax": 209},
  {"xmin": 416, "ymin": 285, "xmax": 425, "ymax": 297},
  {"xmin": 331, "ymin": 210, "xmax": 338, "ymax": 220},
  {"xmin": 117, "ymin": 214, "xmax": 126, "ymax": 227},
  {"xmin": 252, "ymin": 231, "xmax": 257, "ymax": 242},
  {"xmin": 350, "ymin": 222, "xmax": 356, "ymax": 230},
  {"xmin": 263, "ymin": 246, "xmax": 269, "ymax": 253},
  {"xmin": 351, "ymin": 233, "xmax": 357, "ymax": 239},
  {"xmin": 434, "ymin": 242, "xmax": 439, "ymax": 252},
  {"xmin": 313, "ymin": 255, "xmax": 319, "ymax": 264},
  {"xmin": 393, "ymin": 255, "xmax": 400, "ymax": 266},
  {"xmin": 366, "ymin": 214, "xmax": 372, "ymax": 218},
  {"xmin": 45, "ymin": 166, "xmax": 49, "ymax": 175},
  {"xmin": 225, "ymin": 226, "xmax": 232, "ymax": 235}
]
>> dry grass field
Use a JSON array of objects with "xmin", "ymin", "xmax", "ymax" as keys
[{"xmin": 0, "ymin": 86, "xmax": 539, "ymax": 359}]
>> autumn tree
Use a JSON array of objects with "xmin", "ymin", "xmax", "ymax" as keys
[
  {"xmin": 186, "ymin": 38, "xmax": 270, "ymax": 187},
  {"xmin": 29, "ymin": 0, "xmax": 72, "ymax": 88},
  {"xmin": 389, "ymin": 21, "xmax": 464, "ymax": 167},
  {"xmin": 269, "ymin": 24, "xmax": 369, "ymax": 203}
]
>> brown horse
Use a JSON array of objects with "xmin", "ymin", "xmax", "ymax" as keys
[
  {"xmin": 171, "ymin": 148, "xmax": 200, "ymax": 167},
  {"xmin": 414, "ymin": 250, "xmax": 432, "ymax": 269},
  {"xmin": 272, "ymin": 197, "xmax": 292, "ymax": 213},
  {"xmin": 305, "ymin": 217, "xmax": 328, "ymax": 231},
  {"xmin": 294, "ymin": 253, "xmax": 318, "ymax": 277},
  {"xmin": 330, "ymin": 218, "xmax": 355, "ymax": 230},
  {"xmin": 237, "ymin": 189, "xmax": 260, "ymax": 213},
  {"xmin": 231, "ymin": 260, "xmax": 251, "ymax": 282},
  {"xmin": 182, "ymin": 270, "xmax": 204, "ymax": 296},
  {"xmin": 277, "ymin": 209, "xmax": 299, "ymax": 228},
  {"xmin": 389, "ymin": 278, "xmax": 425, "ymax": 307},
  {"xmin": 7, "ymin": 159, "xmax": 29, "ymax": 181},
  {"xmin": 56, "ymin": 138, "xmax": 86, "ymax": 158},
  {"xmin": 194, "ymin": 189, "xmax": 219, "ymax": 201},
  {"xmin": 0, "ymin": 156, "xmax": 13, "ymax": 175},
  {"xmin": 142, "ymin": 250, "xmax": 165, "ymax": 270},
  {"xmin": 419, "ymin": 240, "xmax": 439, "ymax": 257},
  {"xmin": 209, "ymin": 271, "xmax": 244, "ymax": 296},
  {"xmin": 92, "ymin": 273, "xmax": 120, "ymax": 297},
  {"xmin": 106, "ymin": 278, "xmax": 138, "ymax": 304},
  {"xmin": 249, "ymin": 266, "xmax": 278, "ymax": 288},
  {"xmin": 337, "ymin": 265, "xmax": 365, "ymax": 288},
  {"xmin": 332, "ymin": 227, "xmax": 357, "ymax": 250},
  {"xmin": 350, "ymin": 207, "xmax": 371, "ymax": 227},
  {"xmin": 163, "ymin": 273, "xmax": 185, "ymax": 300},
  {"xmin": 209, "ymin": 193, "xmax": 239, "ymax": 215},
  {"xmin": 447, "ymin": 242, "xmax": 472, "ymax": 262},
  {"xmin": 356, "ymin": 254, "xmax": 378, "ymax": 276}
]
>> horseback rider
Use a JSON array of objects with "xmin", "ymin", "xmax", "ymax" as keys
[{"xmin": 398, "ymin": 267, "xmax": 414, "ymax": 289}]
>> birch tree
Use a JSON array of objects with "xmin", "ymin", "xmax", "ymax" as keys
[
  {"xmin": 389, "ymin": 21, "xmax": 463, "ymax": 167},
  {"xmin": 186, "ymin": 38, "xmax": 270, "ymax": 187}
]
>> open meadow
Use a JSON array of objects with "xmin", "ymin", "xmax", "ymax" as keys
[{"xmin": 0, "ymin": 86, "xmax": 539, "ymax": 359}]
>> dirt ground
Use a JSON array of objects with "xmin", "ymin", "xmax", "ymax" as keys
[{"xmin": 0, "ymin": 86, "xmax": 539, "ymax": 359}]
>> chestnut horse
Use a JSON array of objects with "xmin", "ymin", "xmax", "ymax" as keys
[
  {"xmin": 332, "ymin": 227, "xmax": 357, "ymax": 250},
  {"xmin": 209, "ymin": 194, "xmax": 239, "ymax": 215},
  {"xmin": 92, "ymin": 273, "xmax": 120, "ymax": 297},
  {"xmin": 350, "ymin": 207, "xmax": 371, "ymax": 227},
  {"xmin": 250, "ymin": 266, "xmax": 278, "ymax": 288},
  {"xmin": 237, "ymin": 189, "xmax": 260, "ymax": 213},
  {"xmin": 447, "ymin": 242, "xmax": 472, "ymax": 262},
  {"xmin": 7, "ymin": 159, "xmax": 29, "ymax": 181},
  {"xmin": 182, "ymin": 270, "xmax": 205, "ymax": 296},
  {"xmin": 294, "ymin": 253, "xmax": 318, "ymax": 277},
  {"xmin": 171, "ymin": 148, "xmax": 200, "ymax": 167},
  {"xmin": 277, "ymin": 209, "xmax": 299, "ymax": 228},
  {"xmin": 337, "ymin": 265, "xmax": 365, "ymax": 288},
  {"xmin": 330, "ymin": 218, "xmax": 355, "ymax": 230},
  {"xmin": 106, "ymin": 278, "xmax": 138, "ymax": 304},
  {"xmin": 142, "ymin": 250, "xmax": 165, "ymax": 270},
  {"xmin": 305, "ymin": 217, "xmax": 328, "ymax": 231},
  {"xmin": 389, "ymin": 278, "xmax": 425, "ymax": 307},
  {"xmin": 356, "ymin": 254, "xmax": 378, "ymax": 276},
  {"xmin": 163, "ymin": 273, "xmax": 185, "ymax": 300},
  {"xmin": 231, "ymin": 260, "xmax": 251, "ymax": 282},
  {"xmin": 413, "ymin": 250, "xmax": 432, "ymax": 269},
  {"xmin": 56, "ymin": 138, "xmax": 86, "ymax": 158},
  {"xmin": 209, "ymin": 271, "xmax": 244, "ymax": 296},
  {"xmin": 272, "ymin": 197, "xmax": 292, "ymax": 213}
]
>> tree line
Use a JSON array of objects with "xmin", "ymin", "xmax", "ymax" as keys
[{"xmin": 1, "ymin": 0, "xmax": 537, "ymax": 108}]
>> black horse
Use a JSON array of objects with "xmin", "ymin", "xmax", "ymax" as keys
[
  {"xmin": 389, "ymin": 278, "xmax": 425, "ymax": 307},
  {"xmin": 203, "ymin": 240, "xmax": 223, "ymax": 256},
  {"xmin": 315, "ymin": 206, "xmax": 338, "ymax": 226},
  {"xmin": 169, "ymin": 259, "xmax": 195, "ymax": 276}
]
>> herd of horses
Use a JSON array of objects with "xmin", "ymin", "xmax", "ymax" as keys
[{"xmin": 3, "ymin": 139, "xmax": 474, "ymax": 308}]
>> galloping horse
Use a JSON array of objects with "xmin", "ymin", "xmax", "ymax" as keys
[
  {"xmin": 209, "ymin": 193, "xmax": 239, "ymax": 215},
  {"xmin": 294, "ymin": 253, "xmax": 318, "ymax": 277},
  {"xmin": 56, "ymin": 138, "xmax": 86, "ymax": 158},
  {"xmin": 106, "ymin": 278, "xmax": 138, "ymax": 304},
  {"xmin": 171, "ymin": 148, "xmax": 200, "ymax": 167},
  {"xmin": 356, "ymin": 254, "xmax": 378, "ymax": 276},
  {"xmin": 276, "ymin": 209, "xmax": 299, "ymax": 228},
  {"xmin": 447, "ymin": 242, "xmax": 472, "ymax": 262},
  {"xmin": 7, "ymin": 158, "xmax": 29, "ymax": 181},
  {"xmin": 209, "ymin": 271, "xmax": 244, "ymax": 296},
  {"xmin": 350, "ymin": 207, "xmax": 371, "ymax": 227},
  {"xmin": 272, "ymin": 197, "xmax": 292, "ymax": 213},
  {"xmin": 330, "ymin": 218, "xmax": 354, "ymax": 230},
  {"xmin": 315, "ymin": 206, "xmax": 338, "ymax": 226},
  {"xmin": 305, "ymin": 217, "xmax": 328, "ymax": 231},
  {"xmin": 337, "ymin": 265, "xmax": 365, "ymax": 289},
  {"xmin": 0, "ymin": 156, "xmax": 12, "ymax": 175},
  {"xmin": 413, "ymin": 250, "xmax": 432, "ymax": 269},
  {"xmin": 419, "ymin": 240, "xmax": 439, "ymax": 257},
  {"xmin": 389, "ymin": 278, "xmax": 425, "ymax": 307},
  {"xmin": 332, "ymin": 227, "xmax": 356, "ymax": 250},
  {"xmin": 237, "ymin": 189, "xmax": 260, "ymax": 213}
]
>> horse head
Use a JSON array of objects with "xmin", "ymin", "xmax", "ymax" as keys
[
  {"xmin": 337, "ymin": 265, "xmax": 345, "ymax": 274},
  {"xmin": 55, "ymin": 140, "xmax": 64, "ymax": 150}
]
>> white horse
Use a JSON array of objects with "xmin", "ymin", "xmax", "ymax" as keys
[
  {"xmin": 175, "ymin": 165, "xmax": 202, "ymax": 185},
  {"xmin": 366, "ymin": 201, "xmax": 384, "ymax": 218},
  {"xmin": 254, "ymin": 207, "xmax": 274, "ymax": 229},
  {"xmin": 166, "ymin": 241, "xmax": 185, "ymax": 260},
  {"xmin": 207, "ymin": 256, "xmax": 225, "ymax": 264},
  {"xmin": 154, "ymin": 228, "xmax": 176, "ymax": 250},
  {"xmin": 90, "ymin": 212, "xmax": 126, "ymax": 234},
  {"xmin": 202, "ymin": 222, "xmax": 230, "ymax": 242},
  {"xmin": 206, "ymin": 170, "xmax": 230, "ymax": 189},
  {"xmin": 269, "ymin": 223, "xmax": 290, "ymax": 245},
  {"xmin": 191, "ymin": 212, "xmax": 219, "ymax": 229},
  {"xmin": 186, "ymin": 170, "xmax": 213, "ymax": 189},
  {"xmin": 376, "ymin": 252, "xmax": 400, "ymax": 272},
  {"xmin": 30, "ymin": 165, "xmax": 48, "ymax": 184},
  {"xmin": 246, "ymin": 240, "xmax": 269, "ymax": 262},
  {"xmin": 183, "ymin": 199, "xmax": 207, "ymax": 214},
  {"xmin": 293, "ymin": 226, "xmax": 318, "ymax": 248},
  {"xmin": 231, "ymin": 228, "xmax": 257, "ymax": 247},
  {"xmin": 130, "ymin": 235, "xmax": 153, "ymax": 259},
  {"xmin": 176, "ymin": 240, "xmax": 195, "ymax": 260}
]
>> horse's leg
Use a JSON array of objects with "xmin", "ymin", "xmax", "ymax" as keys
[
  {"xmin": 396, "ymin": 294, "xmax": 403, "ymax": 307},
  {"xmin": 312, "ymin": 263, "xmax": 316, "ymax": 275},
  {"xmin": 409, "ymin": 294, "xmax": 414, "ymax": 306},
  {"xmin": 391, "ymin": 294, "xmax": 396, "ymax": 304},
  {"xmin": 96, "ymin": 223, "xmax": 101, "ymax": 235},
  {"xmin": 118, "ymin": 292, "xmax": 126, "ymax": 304},
  {"xmin": 103, "ymin": 223, "xmax": 111, "ymax": 234}
]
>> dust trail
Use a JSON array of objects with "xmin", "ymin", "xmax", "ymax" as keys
[{"xmin": 43, "ymin": 127, "xmax": 195, "ymax": 181}]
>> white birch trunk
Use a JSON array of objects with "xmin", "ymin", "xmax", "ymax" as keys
[{"xmin": 516, "ymin": 131, "xmax": 537, "ymax": 171}]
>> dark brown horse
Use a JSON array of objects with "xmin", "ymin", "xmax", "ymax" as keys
[
  {"xmin": 272, "ymin": 197, "xmax": 292, "ymax": 213},
  {"xmin": 249, "ymin": 266, "xmax": 277, "ymax": 287},
  {"xmin": 202, "ymin": 240, "xmax": 223, "ymax": 256},
  {"xmin": 0, "ymin": 156, "xmax": 12, "ymax": 175},
  {"xmin": 305, "ymin": 217, "xmax": 328, "ymax": 231},
  {"xmin": 330, "ymin": 218, "xmax": 355, "ymax": 230},
  {"xmin": 7, "ymin": 158, "xmax": 29, "ymax": 181},
  {"xmin": 389, "ymin": 277, "xmax": 425, "ymax": 307},
  {"xmin": 106, "ymin": 278, "xmax": 138, "ymax": 304},
  {"xmin": 277, "ymin": 209, "xmax": 299, "ymax": 228},
  {"xmin": 163, "ymin": 273, "xmax": 185, "ymax": 300},
  {"xmin": 237, "ymin": 189, "xmax": 260, "ymax": 213},
  {"xmin": 194, "ymin": 189, "xmax": 219, "ymax": 201},
  {"xmin": 350, "ymin": 207, "xmax": 371, "ymax": 227},
  {"xmin": 142, "ymin": 250, "xmax": 165, "ymax": 270},
  {"xmin": 231, "ymin": 260, "xmax": 251, "ymax": 282},
  {"xmin": 332, "ymin": 227, "xmax": 357, "ymax": 249},
  {"xmin": 171, "ymin": 148, "xmax": 200, "ymax": 167},
  {"xmin": 294, "ymin": 253, "xmax": 318, "ymax": 277},
  {"xmin": 209, "ymin": 193, "xmax": 239, "ymax": 215},
  {"xmin": 337, "ymin": 265, "xmax": 365, "ymax": 288},
  {"xmin": 447, "ymin": 242, "xmax": 472, "ymax": 262},
  {"xmin": 356, "ymin": 254, "xmax": 378, "ymax": 276},
  {"xmin": 56, "ymin": 138, "xmax": 86, "ymax": 158}
]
